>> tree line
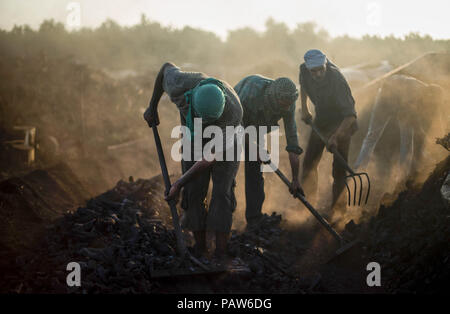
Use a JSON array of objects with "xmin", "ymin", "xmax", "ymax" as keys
[{"xmin": 1, "ymin": 15, "xmax": 448, "ymax": 77}]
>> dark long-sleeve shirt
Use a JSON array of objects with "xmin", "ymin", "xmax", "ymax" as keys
[{"xmin": 299, "ymin": 61, "xmax": 356, "ymax": 131}]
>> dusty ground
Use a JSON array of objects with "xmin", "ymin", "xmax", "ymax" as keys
[{"xmin": 1, "ymin": 150, "xmax": 447, "ymax": 294}]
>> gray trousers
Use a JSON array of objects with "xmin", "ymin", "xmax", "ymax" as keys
[{"xmin": 180, "ymin": 140, "xmax": 239, "ymax": 233}]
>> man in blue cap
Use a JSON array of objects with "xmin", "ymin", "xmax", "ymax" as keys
[
  {"xmin": 299, "ymin": 49, "xmax": 358, "ymax": 216},
  {"xmin": 144, "ymin": 62, "xmax": 243, "ymax": 260},
  {"xmin": 234, "ymin": 75, "xmax": 304, "ymax": 228}
]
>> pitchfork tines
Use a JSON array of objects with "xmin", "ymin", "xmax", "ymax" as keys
[
  {"xmin": 344, "ymin": 171, "xmax": 371, "ymax": 206},
  {"xmin": 308, "ymin": 122, "xmax": 371, "ymax": 207}
]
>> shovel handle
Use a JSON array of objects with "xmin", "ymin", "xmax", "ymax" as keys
[
  {"xmin": 308, "ymin": 123, "xmax": 355, "ymax": 175},
  {"xmin": 151, "ymin": 125, "xmax": 187, "ymax": 256},
  {"xmin": 152, "ymin": 125, "xmax": 172, "ymax": 191},
  {"xmin": 259, "ymin": 146, "xmax": 344, "ymax": 244}
]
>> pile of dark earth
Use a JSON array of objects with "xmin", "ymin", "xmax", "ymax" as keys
[
  {"xmin": 346, "ymin": 154, "xmax": 450, "ymax": 293},
  {"xmin": 5, "ymin": 176, "xmax": 312, "ymax": 293},
  {"xmin": 5, "ymin": 153, "xmax": 448, "ymax": 294},
  {"xmin": 436, "ymin": 132, "xmax": 450, "ymax": 151}
]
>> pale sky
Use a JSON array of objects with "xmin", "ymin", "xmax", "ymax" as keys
[{"xmin": 0, "ymin": 0, "xmax": 449, "ymax": 40}]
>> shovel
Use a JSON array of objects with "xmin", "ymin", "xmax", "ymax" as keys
[{"xmin": 256, "ymin": 143, "xmax": 360, "ymax": 258}]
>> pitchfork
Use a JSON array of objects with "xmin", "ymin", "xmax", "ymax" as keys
[
  {"xmin": 308, "ymin": 122, "xmax": 371, "ymax": 206},
  {"xmin": 255, "ymin": 142, "xmax": 360, "ymax": 257}
]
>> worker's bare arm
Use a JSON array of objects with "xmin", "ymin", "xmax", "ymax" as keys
[
  {"xmin": 327, "ymin": 115, "xmax": 356, "ymax": 152},
  {"xmin": 300, "ymin": 86, "xmax": 312, "ymax": 124},
  {"xmin": 143, "ymin": 62, "xmax": 174, "ymax": 127},
  {"xmin": 288, "ymin": 152, "xmax": 304, "ymax": 196},
  {"xmin": 165, "ymin": 158, "xmax": 215, "ymax": 201}
]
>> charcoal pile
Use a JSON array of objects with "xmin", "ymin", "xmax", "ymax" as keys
[
  {"xmin": 436, "ymin": 132, "xmax": 450, "ymax": 151},
  {"xmin": 348, "ymin": 155, "xmax": 450, "ymax": 293},
  {"xmin": 226, "ymin": 213, "xmax": 308, "ymax": 293},
  {"xmin": 6, "ymin": 175, "xmax": 184, "ymax": 293},
  {"xmin": 5, "ymin": 176, "xmax": 307, "ymax": 293},
  {"xmin": 0, "ymin": 162, "xmax": 89, "ymax": 290}
]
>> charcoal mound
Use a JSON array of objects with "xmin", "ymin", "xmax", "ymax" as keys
[
  {"xmin": 4, "ymin": 176, "xmax": 307, "ymax": 293},
  {"xmin": 0, "ymin": 162, "xmax": 88, "ymax": 283},
  {"xmin": 351, "ymin": 155, "xmax": 450, "ymax": 293}
]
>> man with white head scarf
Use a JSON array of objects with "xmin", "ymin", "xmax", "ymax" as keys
[{"xmin": 299, "ymin": 49, "xmax": 358, "ymax": 216}]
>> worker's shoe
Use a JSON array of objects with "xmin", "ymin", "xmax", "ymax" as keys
[
  {"xmin": 331, "ymin": 193, "xmax": 348, "ymax": 215},
  {"xmin": 320, "ymin": 207, "xmax": 333, "ymax": 222},
  {"xmin": 335, "ymin": 202, "xmax": 348, "ymax": 215},
  {"xmin": 192, "ymin": 230, "xmax": 207, "ymax": 257},
  {"xmin": 214, "ymin": 231, "xmax": 230, "ymax": 260},
  {"xmin": 245, "ymin": 213, "xmax": 268, "ymax": 232},
  {"xmin": 210, "ymin": 232, "xmax": 232, "ymax": 268}
]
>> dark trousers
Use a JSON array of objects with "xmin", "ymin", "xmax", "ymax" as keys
[
  {"xmin": 301, "ymin": 129, "xmax": 351, "ymax": 210},
  {"xmin": 178, "ymin": 113, "xmax": 239, "ymax": 232},
  {"xmin": 181, "ymin": 158, "xmax": 239, "ymax": 233},
  {"xmin": 244, "ymin": 160, "xmax": 265, "ymax": 224},
  {"xmin": 244, "ymin": 133, "xmax": 266, "ymax": 224}
]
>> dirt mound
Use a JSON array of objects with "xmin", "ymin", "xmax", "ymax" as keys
[
  {"xmin": 348, "ymin": 155, "xmax": 450, "ymax": 293},
  {"xmin": 3, "ymin": 175, "xmax": 310, "ymax": 293},
  {"xmin": 3, "ymin": 155, "xmax": 449, "ymax": 293},
  {"xmin": 437, "ymin": 133, "xmax": 450, "ymax": 152},
  {"xmin": 0, "ymin": 163, "xmax": 89, "ymax": 281}
]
